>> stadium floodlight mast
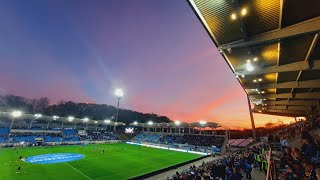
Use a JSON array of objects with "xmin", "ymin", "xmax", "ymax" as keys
[
  {"xmin": 10, "ymin": 110, "xmax": 22, "ymax": 129},
  {"xmin": 114, "ymin": 88, "xmax": 124, "ymax": 131},
  {"xmin": 83, "ymin": 117, "xmax": 89, "ymax": 130}
]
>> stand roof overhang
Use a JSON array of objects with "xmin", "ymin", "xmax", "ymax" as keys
[{"xmin": 188, "ymin": 0, "xmax": 320, "ymax": 117}]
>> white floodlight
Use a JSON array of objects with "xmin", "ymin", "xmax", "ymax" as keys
[
  {"xmin": 83, "ymin": 117, "xmax": 89, "ymax": 122},
  {"xmin": 115, "ymin": 88, "xmax": 124, "ymax": 98},
  {"xmin": 175, "ymin": 121, "xmax": 181, "ymax": 125},
  {"xmin": 68, "ymin": 116, "xmax": 74, "ymax": 122},
  {"xmin": 199, "ymin": 120, "xmax": 207, "ymax": 125},
  {"xmin": 133, "ymin": 121, "xmax": 138, "ymax": 125},
  {"xmin": 34, "ymin": 114, "xmax": 42, "ymax": 119},
  {"xmin": 246, "ymin": 62, "xmax": 254, "ymax": 72},
  {"xmin": 147, "ymin": 121, "xmax": 153, "ymax": 125},
  {"xmin": 11, "ymin": 110, "xmax": 22, "ymax": 118}
]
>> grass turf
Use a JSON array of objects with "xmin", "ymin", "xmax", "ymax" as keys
[{"xmin": 0, "ymin": 143, "xmax": 201, "ymax": 180}]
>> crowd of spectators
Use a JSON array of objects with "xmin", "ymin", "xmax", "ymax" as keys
[
  {"xmin": 134, "ymin": 133, "xmax": 224, "ymax": 148},
  {"xmin": 170, "ymin": 115, "xmax": 320, "ymax": 180},
  {"xmin": 80, "ymin": 130, "xmax": 119, "ymax": 141},
  {"xmin": 172, "ymin": 144, "xmax": 268, "ymax": 180},
  {"xmin": 273, "ymin": 115, "xmax": 320, "ymax": 180},
  {"xmin": 0, "ymin": 128, "xmax": 119, "ymax": 144}
]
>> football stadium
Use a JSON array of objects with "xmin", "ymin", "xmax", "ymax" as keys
[{"xmin": 1, "ymin": 0, "xmax": 320, "ymax": 180}]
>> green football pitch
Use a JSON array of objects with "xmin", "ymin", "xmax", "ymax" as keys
[{"xmin": 0, "ymin": 143, "xmax": 201, "ymax": 180}]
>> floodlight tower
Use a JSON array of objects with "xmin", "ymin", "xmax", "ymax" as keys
[
  {"xmin": 114, "ymin": 88, "xmax": 123, "ymax": 131},
  {"xmin": 10, "ymin": 110, "xmax": 22, "ymax": 130}
]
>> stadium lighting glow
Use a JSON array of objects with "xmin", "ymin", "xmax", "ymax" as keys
[
  {"xmin": 258, "ymin": 110, "xmax": 262, "ymax": 113},
  {"xmin": 115, "ymin": 88, "xmax": 124, "ymax": 98},
  {"xmin": 34, "ymin": 113, "xmax": 42, "ymax": 119},
  {"xmin": 199, "ymin": 120, "xmax": 207, "ymax": 125},
  {"xmin": 68, "ymin": 116, "xmax": 74, "ymax": 122},
  {"xmin": 11, "ymin": 110, "xmax": 22, "ymax": 118},
  {"xmin": 246, "ymin": 62, "xmax": 254, "ymax": 72},
  {"xmin": 253, "ymin": 57, "xmax": 258, "ymax": 61},
  {"xmin": 263, "ymin": 99, "xmax": 266, "ymax": 100},
  {"xmin": 255, "ymin": 89, "xmax": 259, "ymax": 92},
  {"xmin": 231, "ymin": 13, "xmax": 237, "ymax": 20},
  {"xmin": 115, "ymin": 122, "xmax": 118, "ymax": 125},
  {"xmin": 258, "ymin": 78, "xmax": 262, "ymax": 82},
  {"xmin": 133, "ymin": 121, "xmax": 138, "ymax": 125},
  {"xmin": 174, "ymin": 121, "xmax": 181, "ymax": 125},
  {"xmin": 95, "ymin": 121, "xmax": 98, "ymax": 124},
  {"xmin": 83, "ymin": 117, "xmax": 89, "ymax": 122},
  {"xmin": 104, "ymin": 119, "xmax": 111, "ymax": 123},
  {"xmin": 53, "ymin": 115, "xmax": 59, "ymax": 120},
  {"xmin": 246, "ymin": 59, "xmax": 251, "ymax": 63},
  {"xmin": 147, "ymin": 121, "xmax": 153, "ymax": 125},
  {"xmin": 241, "ymin": 8, "xmax": 247, "ymax": 16},
  {"xmin": 262, "ymin": 91, "xmax": 265, "ymax": 93},
  {"xmin": 253, "ymin": 79, "xmax": 257, "ymax": 83}
]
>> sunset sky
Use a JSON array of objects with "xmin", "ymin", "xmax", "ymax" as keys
[{"xmin": 0, "ymin": 0, "xmax": 295, "ymax": 128}]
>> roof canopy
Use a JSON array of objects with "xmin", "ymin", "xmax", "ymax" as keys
[
  {"xmin": 130, "ymin": 121, "xmax": 221, "ymax": 128},
  {"xmin": 188, "ymin": 0, "xmax": 320, "ymax": 117},
  {"xmin": 0, "ymin": 112, "xmax": 125, "ymax": 126}
]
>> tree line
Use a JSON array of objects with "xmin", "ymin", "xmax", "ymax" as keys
[{"xmin": 0, "ymin": 94, "xmax": 171, "ymax": 124}]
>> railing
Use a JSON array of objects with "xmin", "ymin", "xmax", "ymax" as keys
[{"xmin": 266, "ymin": 143, "xmax": 282, "ymax": 180}]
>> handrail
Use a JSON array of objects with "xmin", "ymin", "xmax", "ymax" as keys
[{"xmin": 266, "ymin": 148, "xmax": 272, "ymax": 180}]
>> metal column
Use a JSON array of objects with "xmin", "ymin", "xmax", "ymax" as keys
[{"xmin": 247, "ymin": 95, "xmax": 257, "ymax": 141}]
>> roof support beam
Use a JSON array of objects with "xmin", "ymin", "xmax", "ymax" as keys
[
  {"xmin": 219, "ymin": 17, "xmax": 320, "ymax": 50},
  {"xmin": 263, "ymin": 100, "xmax": 319, "ymax": 106},
  {"xmin": 245, "ymin": 79, "xmax": 320, "ymax": 89},
  {"xmin": 236, "ymin": 60, "xmax": 320, "ymax": 76},
  {"xmin": 252, "ymin": 111, "xmax": 298, "ymax": 117},
  {"xmin": 253, "ymin": 109, "xmax": 307, "ymax": 115},
  {"xmin": 255, "ymin": 105, "xmax": 312, "ymax": 111},
  {"xmin": 290, "ymin": 33, "xmax": 319, "ymax": 98},
  {"xmin": 251, "ymin": 92, "xmax": 320, "ymax": 99}
]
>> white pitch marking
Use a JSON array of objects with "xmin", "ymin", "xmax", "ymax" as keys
[{"xmin": 40, "ymin": 147, "xmax": 92, "ymax": 180}]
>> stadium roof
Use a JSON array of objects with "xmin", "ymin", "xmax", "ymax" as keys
[
  {"xmin": 188, "ymin": 0, "xmax": 320, "ymax": 117},
  {"xmin": 130, "ymin": 121, "xmax": 221, "ymax": 128},
  {"xmin": 0, "ymin": 112, "xmax": 125, "ymax": 126}
]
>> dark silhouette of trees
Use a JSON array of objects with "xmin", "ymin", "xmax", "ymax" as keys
[{"xmin": 0, "ymin": 94, "xmax": 172, "ymax": 124}]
